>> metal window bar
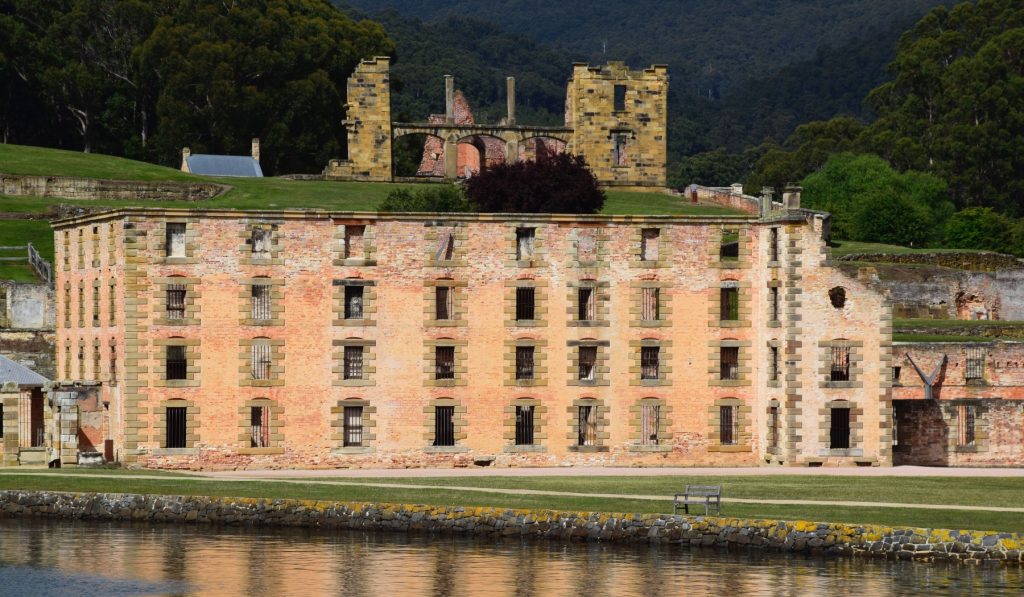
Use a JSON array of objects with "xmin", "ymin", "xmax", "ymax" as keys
[
  {"xmin": 516, "ymin": 287, "xmax": 535, "ymax": 321},
  {"xmin": 344, "ymin": 226, "xmax": 365, "ymax": 259},
  {"xmin": 966, "ymin": 347, "xmax": 985, "ymax": 381},
  {"xmin": 434, "ymin": 406, "xmax": 455, "ymax": 446},
  {"xmin": 641, "ymin": 287, "xmax": 659, "ymax": 321},
  {"xmin": 830, "ymin": 346, "xmax": 851, "ymax": 382},
  {"xmin": 344, "ymin": 346, "xmax": 364, "ymax": 380},
  {"xmin": 769, "ymin": 346, "xmax": 779, "ymax": 382},
  {"xmin": 250, "ymin": 406, "xmax": 270, "ymax": 448},
  {"xmin": 344, "ymin": 406, "xmax": 363, "ymax": 447},
  {"xmin": 770, "ymin": 287, "xmax": 780, "ymax": 321},
  {"xmin": 345, "ymin": 286, "xmax": 364, "ymax": 319},
  {"xmin": 830, "ymin": 408, "xmax": 851, "ymax": 449},
  {"xmin": 435, "ymin": 346, "xmax": 455, "ymax": 380},
  {"xmin": 720, "ymin": 347, "xmax": 739, "ymax": 380},
  {"xmin": 515, "ymin": 405, "xmax": 535, "ymax": 445},
  {"xmin": 251, "ymin": 228, "xmax": 271, "ymax": 257},
  {"xmin": 578, "ymin": 405, "xmax": 597, "ymax": 446},
  {"xmin": 251, "ymin": 285, "xmax": 272, "ymax": 320},
  {"xmin": 165, "ymin": 346, "xmax": 187, "ymax": 380},
  {"xmin": 958, "ymin": 404, "xmax": 976, "ymax": 446},
  {"xmin": 578, "ymin": 287, "xmax": 595, "ymax": 321},
  {"xmin": 516, "ymin": 228, "xmax": 535, "ymax": 260},
  {"xmin": 640, "ymin": 228, "xmax": 660, "ymax": 261},
  {"xmin": 435, "ymin": 286, "xmax": 453, "ymax": 320},
  {"xmin": 720, "ymin": 405, "xmax": 736, "ymax": 445},
  {"xmin": 720, "ymin": 287, "xmax": 739, "ymax": 320},
  {"xmin": 578, "ymin": 346, "xmax": 597, "ymax": 381},
  {"xmin": 166, "ymin": 285, "xmax": 186, "ymax": 319},
  {"xmin": 769, "ymin": 228, "xmax": 779, "ymax": 262},
  {"xmin": 641, "ymin": 346, "xmax": 659, "ymax": 380},
  {"xmin": 166, "ymin": 223, "xmax": 185, "ymax": 257},
  {"xmin": 166, "ymin": 407, "xmax": 187, "ymax": 449},
  {"xmin": 640, "ymin": 404, "xmax": 660, "ymax": 445},
  {"xmin": 252, "ymin": 343, "xmax": 272, "ymax": 380},
  {"xmin": 769, "ymin": 406, "xmax": 779, "ymax": 449},
  {"xmin": 515, "ymin": 346, "xmax": 534, "ymax": 380},
  {"xmin": 91, "ymin": 287, "xmax": 99, "ymax": 326}
]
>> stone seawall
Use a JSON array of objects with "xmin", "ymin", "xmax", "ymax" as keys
[
  {"xmin": 0, "ymin": 174, "xmax": 228, "ymax": 201},
  {"xmin": 1, "ymin": 491, "xmax": 1020, "ymax": 564}
]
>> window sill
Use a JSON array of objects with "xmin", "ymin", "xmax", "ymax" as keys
[
  {"xmin": 567, "ymin": 321, "xmax": 610, "ymax": 328},
  {"xmin": 508, "ymin": 320, "xmax": 543, "ymax": 327},
  {"xmin": 707, "ymin": 444, "xmax": 752, "ymax": 453},
  {"xmin": 822, "ymin": 381, "xmax": 860, "ymax": 389},
  {"xmin": 237, "ymin": 447, "xmax": 284, "ymax": 455},
  {"xmin": 425, "ymin": 320, "xmax": 466, "ymax": 327},
  {"xmin": 333, "ymin": 258, "xmax": 377, "ymax": 267},
  {"xmin": 767, "ymin": 261, "xmax": 781, "ymax": 268},
  {"xmin": 503, "ymin": 445, "xmax": 547, "ymax": 453},
  {"xmin": 424, "ymin": 446, "xmax": 469, "ymax": 454},
  {"xmin": 817, "ymin": 448, "xmax": 864, "ymax": 458},
  {"xmin": 953, "ymin": 445, "xmax": 981, "ymax": 453},
  {"xmin": 334, "ymin": 319, "xmax": 376, "ymax": 327},
  {"xmin": 627, "ymin": 445, "xmax": 672, "ymax": 453},
  {"xmin": 331, "ymin": 446, "xmax": 375, "ymax": 455},
  {"xmin": 639, "ymin": 379, "xmax": 669, "ymax": 387},
  {"xmin": 568, "ymin": 445, "xmax": 609, "ymax": 453},
  {"xmin": 335, "ymin": 379, "xmax": 374, "ymax": 387},
  {"xmin": 150, "ymin": 448, "xmax": 199, "ymax": 456},
  {"xmin": 767, "ymin": 321, "xmax": 782, "ymax": 328}
]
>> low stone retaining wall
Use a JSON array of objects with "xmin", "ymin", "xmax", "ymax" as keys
[
  {"xmin": 0, "ymin": 491, "xmax": 1020, "ymax": 564},
  {"xmin": 0, "ymin": 174, "xmax": 228, "ymax": 201},
  {"xmin": 839, "ymin": 251, "xmax": 1024, "ymax": 272}
]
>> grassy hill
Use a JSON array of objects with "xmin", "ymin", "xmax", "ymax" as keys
[{"xmin": 0, "ymin": 144, "xmax": 741, "ymax": 282}]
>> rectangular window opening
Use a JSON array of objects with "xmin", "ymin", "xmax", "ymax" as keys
[
  {"xmin": 578, "ymin": 405, "xmax": 597, "ymax": 446},
  {"xmin": 434, "ymin": 406, "xmax": 455, "ymax": 446},
  {"xmin": 343, "ymin": 346, "xmax": 364, "ymax": 380},
  {"xmin": 892, "ymin": 366, "xmax": 902, "ymax": 385},
  {"xmin": 769, "ymin": 406, "xmax": 780, "ymax": 449},
  {"xmin": 516, "ymin": 287, "xmax": 536, "ymax": 321},
  {"xmin": 251, "ymin": 227, "xmax": 272, "ymax": 258},
  {"xmin": 166, "ymin": 223, "xmax": 186, "ymax": 258},
  {"xmin": 577, "ymin": 287, "xmax": 596, "ymax": 321},
  {"xmin": 344, "ymin": 225, "xmax": 365, "ymax": 259},
  {"xmin": 830, "ymin": 346, "xmax": 851, "ymax": 382},
  {"xmin": 719, "ymin": 347, "xmax": 739, "ymax": 380},
  {"xmin": 830, "ymin": 407, "xmax": 851, "ymax": 449},
  {"xmin": 250, "ymin": 406, "xmax": 270, "ymax": 448},
  {"xmin": 640, "ymin": 346, "xmax": 659, "ymax": 380},
  {"xmin": 91, "ymin": 287, "xmax": 99, "ymax": 327},
  {"xmin": 516, "ymin": 227, "xmax": 535, "ymax": 260},
  {"xmin": 957, "ymin": 404, "xmax": 976, "ymax": 446},
  {"xmin": 613, "ymin": 84, "xmax": 627, "ymax": 111},
  {"xmin": 166, "ymin": 406, "xmax": 187, "ymax": 449},
  {"xmin": 640, "ymin": 403, "xmax": 660, "ymax": 446},
  {"xmin": 166, "ymin": 284, "xmax": 186, "ymax": 320},
  {"xmin": 343, "ymin": 406, "xmax": 364, "ymax": 447},
  {"xmin": 966, "ymin": 347, "xmax": 985, "ymax": 382},
  {"xmin": 641, "ymin": 287, "xmax": 660, "ymax": 321},
  {"xmin": 251, "ymin": 284, "xmax": 272, "ymax": 321},
  {"xmin": 435, "ymin": 286, "xmax": 454, "ymax": 320},
  {"xmin": 769, "ymin": 228, "xmax": 779, "ymax": 262},
  {"xmin": 612, "ymin": 134, "xmax": 628, "ymax": 167},
  {"xmin": 251, "ymin": 343, "xmax": 272, "ymax": 380},
  {"xmin": 720, "ymin": 405, "xmax": 737, "ymax": 445},
  {"xmin": 165, "ymin": 345, "xmax": 187, "ymax": 381},
  {"xmin": 770, "ymin": 287, "xmax": 780, "ymax": 322},
  {"xmin": 515, "ymin": 405, "xmax": 535, "ymax": 446},
  {"xmin": 435, "ymin": 346, "xmax": 455, "ymax": 380},
  {"xmin": 344, "ymin": 285, "xmax": 364, "ymax": 320},
  {"xmin": 720, "ymin": 229, "xmax": 739, "ymax": 261},
  {"xmin": 578, "ymin": 346, "xmax": 597, "ymax": 381},
  {"xmin": 515, "ymin": 346, "xmax": 535, "ymax": 380},
  {"xmin": 720, "ymin": 287, "xmax": 739, "ymax": 321},
  {"xmin": 769, "ymin": 346, "xmax": 780, "ymax": 382},
  {"xmin": 640, "ymin": 228, "xmax": 660, "ymax": 261},
  {"xmin": 435, "ymin": 232, "xmax": 455, "ymax": 261}
]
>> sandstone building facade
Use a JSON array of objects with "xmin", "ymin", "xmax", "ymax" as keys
[
  {"xmin": 43, "ymin": 200, "xmax": 905, "ymax": 469},
  {"xmin": 325, "ymin": 58, "xmax": 667, "ymax": 188}
]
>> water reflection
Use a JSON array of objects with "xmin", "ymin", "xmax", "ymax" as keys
[{"xmin": 0, "ymin": 519, "xmax": 1020, "ymax": 596}]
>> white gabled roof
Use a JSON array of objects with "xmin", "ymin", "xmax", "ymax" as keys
[{"xmin": 0, "ymin": 355, "xmax": 49, "ymax": 387}]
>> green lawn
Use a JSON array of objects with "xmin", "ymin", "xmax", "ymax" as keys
[
  {"xmin": 1, "ymin": 471, "xmax": 1021, "ymax": 532},
  {"xmin": 0, "ymin": 219, "xmax": 54, "ymax": 282},
  {"xmin": 894, "ymin": 334, "xmax": 995, "ymax": 343},
  {"xmin": 829, "ymin": 240, "xmax": 989, "ymax": 258}
]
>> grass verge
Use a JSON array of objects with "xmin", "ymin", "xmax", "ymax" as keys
[
  {"xmin": 829, "ymin": 240, "xmax": 989, "ymax": 258},
  {"xmin": 0, "ymin": 471, "xmax": 1021, "ymax": 532},
  {"xmin": 893, "ymin": 334, "xmax": 996, "ymax": 343}
]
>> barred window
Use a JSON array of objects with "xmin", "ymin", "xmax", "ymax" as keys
[
  {"xmin": 577, "ymin": 287, "xmax": 596, "ymax": 321},
  {"xmin": 830, "ymin": 407, "xmax": 851, "ymax": 449},
  {"xmin": 719, "ymin": 405, "xmax": 737, "ymax": 445},
  {"xmin": 92, "ymin": 343, "xmax": 100, "ymax": 379},
  {"xmin": 515, "ymin": 405, "xmax": 535, "ymax": 445},
  {"xmin": 110, "ymin": 343, "xmax": 117, "ymax": 384},
  {"xmin": 957, "ymin": 404, "xmax": 976, "ymax": 446},
  {"xmin": 830, "ymin": 346, "xmax": 851, "ymax": 382},
  {"xmin": 434, "ymin": 406, "xmax": 455, "ymax": 446},
  {"xmin": 640, "ymin": 403, "xmax": 660, "ymax": 445},
  {"xmin": 641, "ymin": 287, "xmax": 660, "ymax": 321},
  {"xmin": 720, "ymin": 229, "xmax": 739, "ymax": 261},
  {"xmin": 251, "ymin": 228, "xmax": 271, "ymax": 258},
  {"xmin": 578, "ymin": 405, "xmax": 597, "ymax": 446},
  {"xmin": 344, "ymin": 406, "xmax": 364, "ymax": 447},
  {"xmin": 720, "ymin": 287, "xmax": 739, "ymax": 320},
  {"xmin": 166, "ymin": 284, "xmax": 186, "ymax": 320},
  {"xmin": 63, "ymin": 285, "xmax": 70, "ymax": 326},
  {"xmin": 769, "ymin": 346, "xmax": 780, "ymax": 382},
  {"xmin": 516, "ymin": 227, "xmax": 535, "ymax": 260},
  {"xmin": 515, "ymin": 346, "xmax": 535, "ymax": 380},
  {"xmin": 768, "ymin": 406, "xmax": 779, "ymax": 449},
  {"xmin": 344, "ymin": 225, "xmax": 365, "ymax": 259},
  {"xmin": 769, "ymin": 286, "xmax": 780, "ymax": 321},
  {"xmin": 165, "ymin": 345, "xmax": 187, "ymax": 381},
  {"xmin": 640, "ymin": 346, "xmax": 659, "ymax": 380},
  {"xmin": 344, "ymin": 286, "xmax": 364, "ymax": 319},
  {"xmin": 251, "ymin": 341, "xmax": 272, "ymax": 380},
  {"xmin": 250, "ymin": 406, "xmax": 270, "ymax": 447},
  {"xmin": 251, "ymin": 284, "xmax": 271, "ymax": 321},
  {"xmin": 165, "ymin": 223, "xmax": 186, "ymax": 257},
  {"xmin": 343, "ymin": 346, "xmax": 364, "ymax": 380},
  {"xmin": 965, "ymin": 347, "xmax": 985, "ymax": 382},
  {"xmin": 516, "ymin": 287, "xmax": 535, "ymax": 321},
  {"xmin": 91, "ymin": 285, "xmax": 100, "ymax": 326},
  {"xmin": 578, "ymin": 346, "xmax": 597, "ymax": 381},
  {"xmin": 768, "ymin": 227, "xmax": 779, "ymax": 262},
  {"xmin": 435, "ymin": 286, "xmax": 453, "ymax": 320},
  {"xmin": 640, "ymin": 228, "xmax": 660, "ymax": 261},
  {"xmin": 719, "ymin": 347, "xmax": 739, "ymax": 380},
  {"xmin": 166, "ymin": 406, "xmax": 187, "ymax": 449},
  {"xmin": 435, "ymin": 346, "xmax": 455, "ymax": 380},
  {"xmin": 109, "ymin": 280, "xmax": 116, "ymax": 326}
]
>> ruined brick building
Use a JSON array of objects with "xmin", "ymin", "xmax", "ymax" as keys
[{"xmin": 325, "ymin": 58, "xmax": 667, "ymax": 188}]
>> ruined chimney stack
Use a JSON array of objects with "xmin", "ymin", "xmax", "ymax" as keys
[
  {"xmin": 444, "ymin": 75, "xmax": 454, "ymax": 124},
  {"xmin": 251, "ymin": 138, "xmax": 260, "ymax": 163},
  {"xmin": 506, "ymin": 77, "xmax": 516, "ymax": 125},
  {"xmin": 783, "ymin": 184, "xmax": 802, "ymax": 209}
]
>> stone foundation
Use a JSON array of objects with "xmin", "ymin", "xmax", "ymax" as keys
[
  {"xmin": 0, "ymin": 174, "xmax": 227, "ymax": 201},
  {"xmin": 0, "ymin": 491, "xmax": 1020, "ymax": 564}
]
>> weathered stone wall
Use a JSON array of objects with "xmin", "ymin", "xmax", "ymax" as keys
[
  {"xmin": 324, "ymin": 57, "xmax": 393, "ymax": 182},
  {"xmin": 0, "ymin": 330, "xmax": 55, "ymax": 380},
  {"xmin": 52, "ymin": 208, "xmax": 889, "ymax": 470},
  {"xmin": 1, "ymin": 281, "xmax": 55, "ymax": 329},
  {"xmin": 0, "ymin": 491, "xmax": 1021, "ymax": 564},
  {"xmin": 0, "ymin": 174, "xmax": 226, "ymax": 201},
  {"xmin": 840, "ymin": 252, "xmax": 1024, "ymax": 273},
  {"xmin": 566, "ymin": 62, "xmax": 668, "ymax": 187}
]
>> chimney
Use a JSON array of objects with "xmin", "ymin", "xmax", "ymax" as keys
[
  {"xmin": 181, "ymin": 147, "xmax": 191, "ymax": 172},
  {"xmin": 506, "ymin": 76, "xmax": 516, "ymax": 125},
  {"xmin": 783, "ymin": 184, "xmax": 802, "ymax": 209},
  {"xmin": 444, "ymin": 75, "xmax": 455, "ymax": 124},
  {"xmin": 251, "ymin": 138, "xmax": 260, "ymax": 163}
]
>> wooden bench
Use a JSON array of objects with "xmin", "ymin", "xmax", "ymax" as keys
[{"xmin": 673, "ymin": 485, "xmax": 721, "ymax": 515}]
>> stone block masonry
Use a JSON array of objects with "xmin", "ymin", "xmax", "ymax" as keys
[{"xmin": 0, "ymin": 491, "xmax": 1021, "ymax": 565}]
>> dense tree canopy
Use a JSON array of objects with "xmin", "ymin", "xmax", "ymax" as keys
[{"xmin": 465, "ymin": 154, "xmax": 605, "ymax": 214}]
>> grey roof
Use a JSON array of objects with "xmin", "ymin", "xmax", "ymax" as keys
[
  {"xmin": 187, "ymin": 154, "xmax": 263, "ymax": 177},
  {"xmin": 0, "ymin": 355, "xmax": 49, "ymax": 387}
]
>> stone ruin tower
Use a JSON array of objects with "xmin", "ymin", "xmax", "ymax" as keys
[
  {"xmin": 565, "ymin": 61, "xmax": 668, "ymax": 188},
  {"xmin": 327, "ymin": 56, "xmax": 393, "ymax": 182}
]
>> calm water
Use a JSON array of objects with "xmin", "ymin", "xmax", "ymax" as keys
[{"xmin": 0, "ymin": 520, "xmax": 1021, "ymax": 596}]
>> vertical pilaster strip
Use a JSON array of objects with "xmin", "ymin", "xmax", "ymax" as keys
[
  {"xmin": 782, "ymin": 225, "xmax": 804, "ymax": 465},
  {"xmin": 122, "ymin": 218, "xmax": 150, "ymax": 462}
]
